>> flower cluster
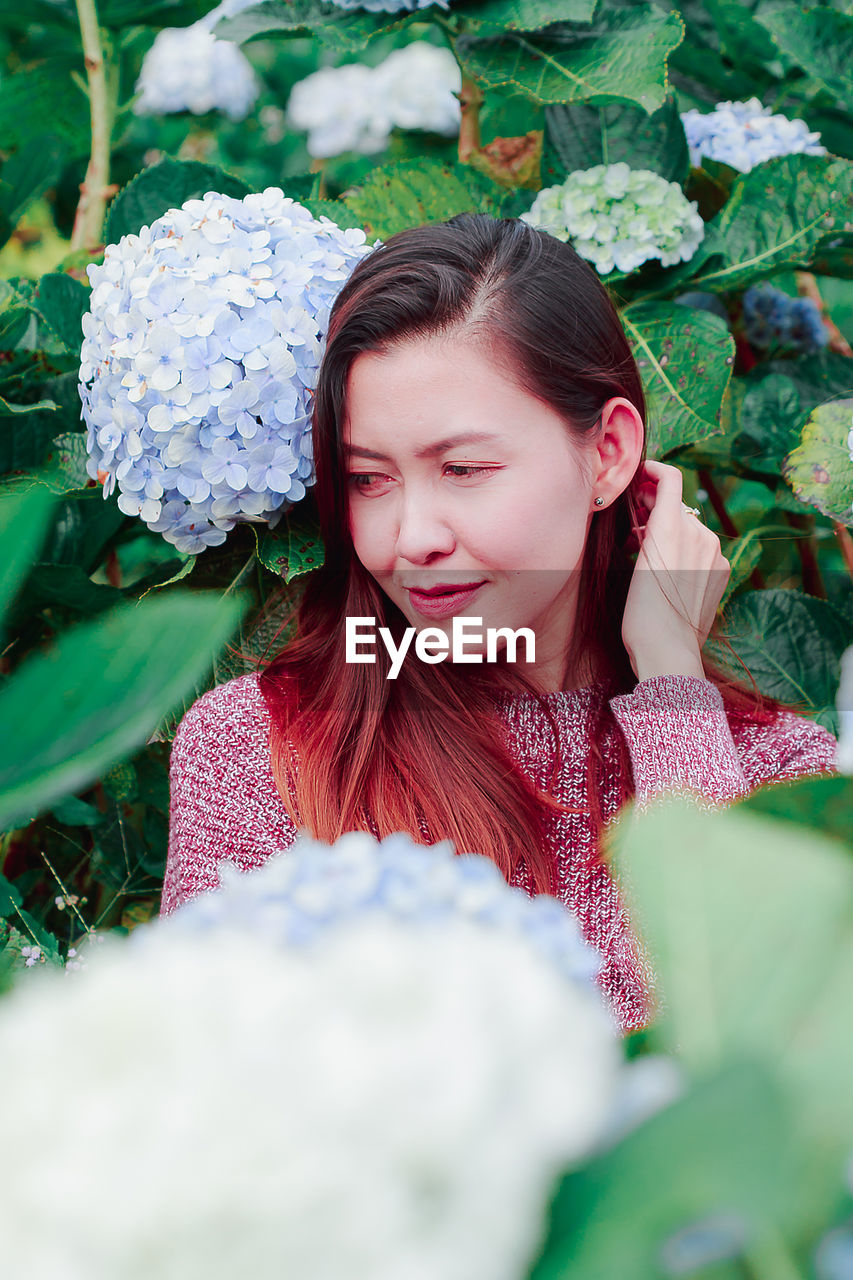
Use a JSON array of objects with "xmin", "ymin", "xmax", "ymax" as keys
[
  {"xmin": 150, "ymin": 828, "xmax": 606, "ymax": 1001},
  {"xmin": 522, "ymin": 163, "xmax": 705, "ymax": 276},
  {"xmin": 0, "ymin": 890, "xmax": 621, "ymax": 1276},
  {"xmin": 134, "ymin": 20, "xmax": 259, "ymax": 120},
  {"xmin": 680, "ymin": 98, "xmax": 826, "ymax": 173},
  {"xmin": 742, "ymin": 284, "xmax": 828, "ymax": 353},
  {"xmin": 287, "ymin": 42, "xmax": 461, "ymax": 159},
  {"xmin": 80, "ymin": 189, "xmax": 372, "ymax": 554}
]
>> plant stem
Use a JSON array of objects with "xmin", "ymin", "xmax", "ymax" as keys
[
  {"xmin": 698, "ymin": 468, "xmax": 766, "ymax": 590},
  {"xmin": 457, "ymin": 75, "xmax": 484, "ymax": 164},
  {"xmin": 795, "ymin": 271, "xmax": 853, "ymax": 356},
  {"xmin": 71, "ymin": 0, "xmax": 117, "ymax": 253},
  {"xmin": 782, "ymin": 510, "xmax": 827, "ymax": 598},
  {"xmin": 833, "ymin": 519, "xmax": 853, "ymax": 582}
]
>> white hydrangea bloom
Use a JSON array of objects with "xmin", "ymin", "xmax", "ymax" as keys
[
  {"xmin": 0, "ymin": 916, "xmax": 621, "ymax": 1280},
  {"xmin": 328, "ymin": 0, "xmax": 448, "ymax": 11},
  {"xmin": 134, "ymin": 21, "xmax": 259, "ymax": 121},
  {"xmin": 836, "ymin": 645, "xmax": 853, "ymax": 774},
  {"xmin": 287, "ymin": 42, "xmax": 460, "ymax": 159},
  {"xmin": 522, "ymin": 163, "xmax": 705, "ymax": 276},
  {"xmin": 680, "ymin": 98, "xmax": 826, "ymax": 173},
  {"xmin": 79, "ymin": 189, "xmax": 372, "ymax": 554}
]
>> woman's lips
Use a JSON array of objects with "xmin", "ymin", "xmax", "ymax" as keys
[{"xmin": 406, "ymin": 583, "xmax": 486, "ymax": 619}]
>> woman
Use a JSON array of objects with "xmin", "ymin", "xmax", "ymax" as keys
[{"xmin": 161, "ymin": 213, "xmax": 838, "ymax": 1031}]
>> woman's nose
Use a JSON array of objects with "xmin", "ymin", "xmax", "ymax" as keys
[{"xmin": 393, "ymin": 488, "xmax": 456, "ymax": 563}]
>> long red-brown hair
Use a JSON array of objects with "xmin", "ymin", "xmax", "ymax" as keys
[{"xmin": 257, "ymin": 213, "xmax": 805, "ymax": 896}]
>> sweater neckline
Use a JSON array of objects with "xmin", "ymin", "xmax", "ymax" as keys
[{"xmin": 487, "ymin": 677, "xmax": 613, "ymax": 708}]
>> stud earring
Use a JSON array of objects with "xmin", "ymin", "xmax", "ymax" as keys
[{"xmin": 594, "ymin": 497, "xmax": 604, "ymax": 506}]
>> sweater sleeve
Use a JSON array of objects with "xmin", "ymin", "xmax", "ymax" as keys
[
  {"xmin": 608, "ymin": 674, "xmax": 839, "ymax": 811},
  {"xmin": 160, "ymin": 674, "xmax": 300, "ymax": 917}
]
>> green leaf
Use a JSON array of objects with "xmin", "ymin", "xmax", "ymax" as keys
[
  {"xmin": 255, "ymin": 516, "xmax": 324, "ymax": 581},
  {"xmin": 718, "ymin": 526, "xmax": 766, "ymax": 607},
  {"xmin": 0, "ymin": 592, "xmax": 246, "ymax": 831},
  {"xmin": 0, "ymin": 59, "xmax": 90, "ymax": 156},
  {"xmin": 0, "ymin": 486, "xmax": 55, "ymax": 625},
  {"xmin": 104, "ymin": 159, "xmax": 252, "ymax": 245},
  {"xmin": 0, "ymin": 397, "xmax": 60, "ymax": 416},
  {"xmin": 32, "ymin": 273, "xmax": 90, "ymax": 356},
  {"xmin": 336, "ymin": 159, "xmax": 506, "ymax": 240},
  {"xmin": 757, "ymin": 3, "xmax": 853, "ymax": 113},
  {"xmin": 705, "ymin": 587, "xmax": 851, "ymax": 723},
  {"xmin": 680, "ymin": 155, "xmax": 853, "ymax": 293},
  {"xmin": 0, "ymin": 871, "xmax": 23, "ymax": 917},
  {"xmin": 98, "ymin": 0, "xmax": 211, "ymax": 26},
  {"xmin": 742, "ymin": 772, "xmax": 853, "ymax": 852},
  {"xmin": 455, "ymin": 4, "xmax": 685, "ymax": 113},
  {"xmin": 0, "ymin": 135, "xmax": 67, "ymax": 249},
  {"xmin": 213, "ymin": 0, "xmax": 412, "ymax": 53},
  {"xmin": 542, "ymin": 95, "xmax": 689, "ymax": 186},
  {"xmin": 533, "ymin": 1061, "xmax": 797, "ymax": 1280},
  {"xmin": 606, "ymin": 796, "xmax": 853, "ymax": 1151},
  {"xmin": 782, "ymin": 396, "xmax": 853, "ymax": 527},
  {"xmin": 621, "ymin": 302, "xmax": 735, "ymax": 455},
  {"xmin": 38, "ymin": 433, "xmax": 94, "ymax": 495},
  {"xmin": 454, "ymin": 0, "xmax": 596, "ymax": 35},
  {"xmin": 736, "ymin": 353, "xmax": 853, "ymax": 478}
]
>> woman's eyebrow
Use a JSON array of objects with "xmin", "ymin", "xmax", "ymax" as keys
[{"xmin": 343, "ymin": 431, "xmax": 503, "ymax": 462}]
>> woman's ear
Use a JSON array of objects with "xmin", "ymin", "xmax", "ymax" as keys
[{"xmin": 591, "ymin": 398, "xmax": 645, "ymax": 509}]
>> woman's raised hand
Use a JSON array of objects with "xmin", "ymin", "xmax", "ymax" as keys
[{"xmin": 620, "ymin": 459, "xmax": 731, "ymax": 683}]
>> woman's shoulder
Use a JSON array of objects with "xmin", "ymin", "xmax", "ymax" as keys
[{"xmin": 171, "ymin": 671, "xmax": 272, "ymax": 767}]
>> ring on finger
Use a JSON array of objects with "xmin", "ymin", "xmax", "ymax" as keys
[{"xmin": 682, "ymin": 503, "xmax": 702, "ymax": 517}]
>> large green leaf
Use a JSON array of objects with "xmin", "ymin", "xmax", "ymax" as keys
[
  {"xmin": 335, "ymin": 159, "xmax": 506, "ymax": 240},
  {"xmin": 0, "ymin": 60, "xmax": 89, "ymax": 156},
  {"xmin": 678, "ymin": 155, "xmax": 853, "ymax": 293},
  {"xmin": 606, "ymin": 797, "xmax": 853, "ymax": 1153},
  {"xmin": 32, "ymin": 273, "xmax": 90, "ymax": 356},
  {"xmin": 783, "ymin": 397, "xmax": 853, "ymax": 528},
  {"xmin": 0, "ymin": 592, "xmax": 246, "ymax": 832},
  {"xmin": 621, "ymin": 302, "xmax": 735, "ymax": 456},
  {"xmin": 0, "ymin": 136, "xmax": 67, "ymax": 251},
  {"xmin": 757, "ymin": 3, "xmax": 853, "ymax": 113},
  {"xmin": 532, "ymin": 1062, "xmax": 797, "ymax": 1280},
  {"xmin": 735, "ymin": 353, "xmax": 853, "ymax": 478},
  {"xmin": 454, "ymin": 0, "xmax": 596, "ymax": 34},
  {"xmin": 543, "ymin": 95, "xmax": 689, "ymax": 186},
  {"xmin": 104, "ymin": 159, "xmax": 252, "ymax": 245},
  {"xmin": 213, "ymin": 0, "xmax": 412, "ymax": 52},
  {"xmin": 705, "ymin": 588, "xmax": 851, "ymax": 726},
  {"xmin": 455, "ymin": 4, "xmax": 685, "ymax": 113},
  {"xmin": 98, "ymin": 0, "xmax": 211, "ymax": 26},
  {"xmin": 0, "ymin": 487, "xmax": 55, "ymax": 625}
]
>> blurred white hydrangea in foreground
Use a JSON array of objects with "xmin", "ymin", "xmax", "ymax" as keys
[
  {"xmin": 836, "ymin": 645, "xmax": 853, "ymax": 774},
  {"xmin": 327, "ymin": 0, "xmax": 448, "ymax": 12},
  {"xmin": 680, "ymin": 98, "xmax": 826, "ymax": 173},
  {"xmin": 155, "ymin": 828, "xmax": 606, "ymax": 1003},
  {"xmin": 522, "ymin": 163, "xmax": 705, "ymax": 276},
  {"xmin": 0, "ymin": 915, "xmax": 621, "ymax": 1278},
  {"xmin": 287, "ymin": 42, "xmax": 461, "ymax": 158},
  {"xmin": 79, "ymin": 189, "xmax": 372, "ymax": 554},
  {"xmin": 134, "ymin": 20, "xmax": 259, "ymax": 120}
]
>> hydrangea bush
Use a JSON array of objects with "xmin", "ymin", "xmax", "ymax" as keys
[
  {"xmin": 134, "ymin": 20, "xmax": 259, "ymax": 120},
  {"xmin": 79, "ymin": 190, "xmax": 373, "ymax": 553},
  {"xmin": 742, "ymin": 283, "xmax": 829, "ymax": 354},
  {"xmin": 287, "ymin": 42, "xmax": 461, "ymax": 159},
  {"xmin": 0, "ymin": 904, "xmax": 622, "ymax": 1278},
  {"xmin": 681, "ymin": 98, "xmax": 826, "ymax": 173},
  {"xmin": 521, "ymin": 163, "xmax": 705, "ymax": 276}
]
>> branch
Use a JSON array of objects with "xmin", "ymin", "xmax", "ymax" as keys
[
  {"xmin": 70, "ymin": 0, "xmax": 116, "ymax": 253},
  {"xmin": 457, "ymin": 76, "xmax": 484, "ymax": 164}
]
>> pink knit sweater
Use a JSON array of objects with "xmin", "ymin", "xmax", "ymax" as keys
[{"xmin": 161, "ymin": 671, "xmax": 839, "ymax": 1031}]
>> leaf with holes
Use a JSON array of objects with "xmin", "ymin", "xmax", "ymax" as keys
[{"xmin": 783, "ymin": 397, "xmax": 853, "ymax": 528}]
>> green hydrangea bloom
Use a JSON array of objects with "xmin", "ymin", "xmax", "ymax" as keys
[{"xmin": 522, "ymin": 162, "xmax": 705, "ymax": 276}]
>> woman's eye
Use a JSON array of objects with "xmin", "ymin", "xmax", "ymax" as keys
[
  {"xmin": 348, "ymin": 473, "xmax": 383, "ymax": 490},
  {"xmin": 347, "ymin": 466, "xmax": 495, "ymax": 491},
  {"xmin": 445, "ymin": 465, "xmax": 495, "ymax": 478}
]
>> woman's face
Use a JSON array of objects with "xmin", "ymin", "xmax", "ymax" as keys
[{"xmin": 342, "ymin": 335, "xmax": 603, "ymax": 691}]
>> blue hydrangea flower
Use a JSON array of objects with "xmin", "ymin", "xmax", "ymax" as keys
[
  {"xmin": 522, "ymin": 163, "xmax": 704, "ymax": 276},
  {"xmin": 80, "ymin": 189, "xmax": 373, "ymax": 554},
  {"xmin": 141, "ymin": 829, "xmax": 606, "ymax": 1006},
  {"xmin": 742, "ymin": 284, "xmax": 828, "ymax": 353},
  {"xmin": 681, "ymin": 98, "xmax": 826, "ymax": 173}
]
